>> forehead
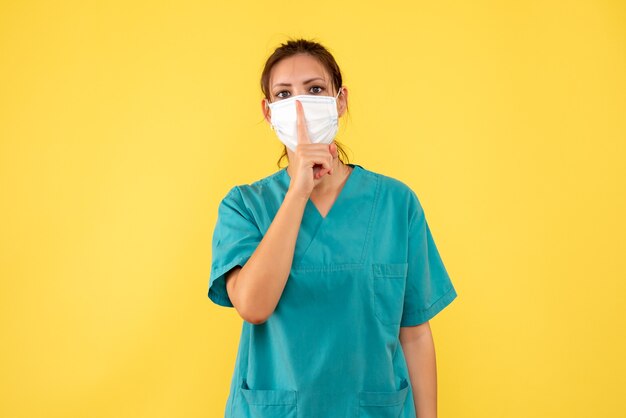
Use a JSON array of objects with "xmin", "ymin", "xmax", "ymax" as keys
[{"xmin": 270, "ymin": 54, "xmax": 330, "ymax": 87}]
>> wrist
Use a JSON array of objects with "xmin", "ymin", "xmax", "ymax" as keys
[{"xmin": 285, "ymin": 188, "xmax": 310, "ymax": 203}]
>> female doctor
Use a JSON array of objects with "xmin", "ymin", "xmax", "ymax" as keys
[{"xmin": 208, "ymin": 38, "xmax": 458, "ymax": 418}]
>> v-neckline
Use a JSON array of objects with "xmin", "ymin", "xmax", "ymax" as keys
[{"xmin": 282, "ymin": 163, "xmax": 360, "ymax": 221}]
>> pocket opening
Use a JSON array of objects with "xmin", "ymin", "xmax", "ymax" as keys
[
  {"xmin": 240, "ymin": 378, "xmax": 298, "ymax": 406},
  {"xmin": 358, "ymin": 377, "xmax": 410, "ymax": 407}
]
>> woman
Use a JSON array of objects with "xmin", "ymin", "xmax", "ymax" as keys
[{"xmin": 208, "ymin": 38, "xmax": 458, "ymax": 418}]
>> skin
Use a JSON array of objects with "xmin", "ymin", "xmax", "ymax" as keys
[{"xmin": 223, "ymin": 53, "xmax": 438, "ymax": 418}]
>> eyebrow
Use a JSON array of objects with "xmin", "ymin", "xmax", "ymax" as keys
[{"xmin": 272, "ymin": 77, "xmax": 326, "ymax": 89}]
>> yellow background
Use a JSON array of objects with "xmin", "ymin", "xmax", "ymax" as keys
[{"xmin": 1, "ymin": 0, "xmax": 625, "ymax": 417}]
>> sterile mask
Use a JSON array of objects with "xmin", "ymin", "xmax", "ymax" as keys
[{"xmin": 266, "ymin": 88, "xmax": 342, "ymax": 152}]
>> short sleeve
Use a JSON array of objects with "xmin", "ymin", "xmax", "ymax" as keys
[
  {"xmin": 400, "ymin": 191, "xmax": 458, "ymax": 326},
  {"xmin": 208, "ymin": 186, "xmax": 263, "ymax": 307}
]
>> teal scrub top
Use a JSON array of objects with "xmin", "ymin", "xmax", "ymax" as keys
[{"xmin": 208, "ymin": 163, "xmax": 458, "ymax": 418}]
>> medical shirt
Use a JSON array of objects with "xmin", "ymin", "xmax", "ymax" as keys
[{"xmin": 208, "ymin": 163, "xmax": 458, "ymax": 418}]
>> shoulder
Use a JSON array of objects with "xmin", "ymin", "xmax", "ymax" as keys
[
  {"xmin": 219, "ymin": 168, "xmax": 286, "ymax": 211},
  {"xmin": 359, "ymin": 165, "xmax": 423, "ymax": 213}
]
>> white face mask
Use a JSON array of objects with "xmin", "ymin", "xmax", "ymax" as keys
[{"xmin": 266, "ymin": 88, "xmax": 342, "ymax": 152}]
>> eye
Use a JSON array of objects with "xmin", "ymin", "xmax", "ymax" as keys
[
  {"xmin": 310, "ymin": 85, "xmax": 325, "ymax": 94},
  {"xmin": 275, "ymin": 90, "xmax": 290, "ymax": 99}
]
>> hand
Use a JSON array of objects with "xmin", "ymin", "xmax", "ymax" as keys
[{"xmin": 287, "ymin": 99, "xmax": 338, "ymax": 198}]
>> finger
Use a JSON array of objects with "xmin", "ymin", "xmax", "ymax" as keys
[
  {"xmin": 311, "ymin": 153, "xmax": 333, "ymax": 179},
  {"xmin": 317, "ymin": 143, "xmax": 337, "ymax": 176},
  {"xmin": 302, "ymin": 150, "xmax": 334, "ymax": 166},
  {"xmin": 306, "ymin": 154, "xmax": 332, "ymax": 173},
  {"xmin": 328, "ymin": 142, "xmax": 338, "ymax": 174},
  {"xmin": 296, "ymin": 100, "xmax": 311, "ymax": 145},
  {"xmin": 322, "ymin": 154, "xmax": 334, "ymax": 178},
  {"xmin": 329, "ymin": 142, "xmax": 338, "ymax": 159}
]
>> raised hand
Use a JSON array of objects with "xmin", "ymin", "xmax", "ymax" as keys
[{"xmin": 287, "ymin": 99, "xmax": 337, "ymax": 198}]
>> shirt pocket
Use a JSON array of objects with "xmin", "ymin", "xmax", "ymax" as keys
[
  {"xmin": 372, "ymin": 263, "xmax": 408, "ymax": 326},
  {"xmin": 239, "ymin": 378, "xmax": 298, "ymax": 418},
  {"xmin": 358, "ymin": 377, "xmax": 410, "ymax": 417}
]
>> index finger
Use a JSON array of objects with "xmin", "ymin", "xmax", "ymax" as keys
[{"xmin": 296, "ymin": 100, "xmax": 311, "ymax": 145}]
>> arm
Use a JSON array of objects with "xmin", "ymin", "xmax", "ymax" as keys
[
  {"xmin": 224, "ymin": 189, "xmax": 308, "ymax": 324},
  {"xmin": 400, "ymin": 321, "xmax": 438, "ymax": 418}
]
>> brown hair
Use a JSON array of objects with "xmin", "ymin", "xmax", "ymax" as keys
[{"xmin": 260, "ymin": 38, "xmax": 351, "ymax": 169}]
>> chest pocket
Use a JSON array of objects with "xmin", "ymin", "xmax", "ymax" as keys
[{"xmin": 372, "ymin": 263, "xmax": 408, "ymax": 326}]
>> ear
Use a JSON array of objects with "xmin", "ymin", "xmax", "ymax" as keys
[
  {"xmin": 261, "ymin": 98, "xmax": 271, "ymax": 123},
  {"xmin": 337, "ymin": 86, "xmax": 348, "ymax": 118}
]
